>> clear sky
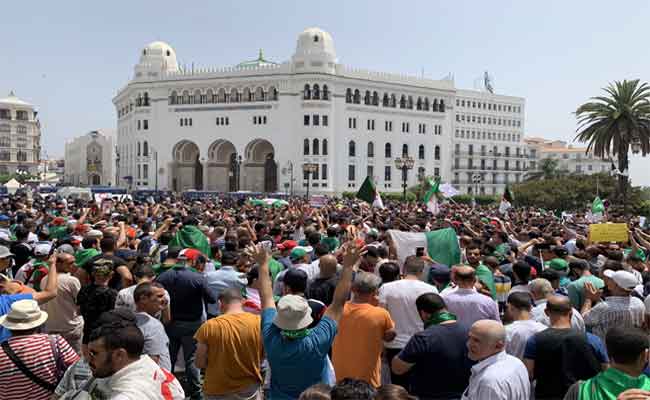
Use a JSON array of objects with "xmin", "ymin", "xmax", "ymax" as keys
[{"xmin": 2, "ymin": 0, "xmax": 649, "ymax": 185}]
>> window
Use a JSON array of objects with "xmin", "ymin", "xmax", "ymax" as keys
[
  {"xmin": 321, "ymin": 164, "xmax": 328, "ymax": 180},
  {"xmin": 435, "ymin": 146, "xmax": 440, "ymax": 160},
  {"xmin": 313, "ymin": 139, "xmax": 320, "ymax": 155},
  {"xmin": 16, "ymin": 111, "xmax": 28, "ymax": 121},
  {"xmin": 180, "ymin": 118, "xmax": 183, "ymax": 127},
  {"xmin": 137, "ymin": 120, "xmax": 141, "ymax": 130},
  {"xmin": 348, "ymin": 141, "xmax": 356, "ymax": 157},
  {"xmin": 143, "ymin": 164, "xmax": 149, "ymax": 179},
  {"xmin": 322, "ymin": 115, "xmax": 328, "ymax": 126},
  {"xmin": 303, "ymin": 139, "xmax": 310, "ymax": 155},
  {"xmin": 418, "ymin": 145, "xmax": 425, "ymax": 160},
  {"xmin": 367, "ymin": 119, "xmax": 375, "ymax": 130},
  {"xmin": 0, "ymin": 109, "xmax": 10, "ymax": 120},
  {"xmin": 367, "ymin": 165, "xmax": 374, "ymax": 179},
  {"xmin": 346, "ymin": 88, "xmax": 353, "ymax": 103},
  {"xmin": 312, "ymin": 84, "xmax": 320, "ymax": 100},
  {"xmin": 385, "ymin": 121, "xmax": 393, "ymax": 132},
  {"xmin": 313, "ymin": 115, "xmax": 320, "ymax": 126},
  {"xmin": 402, "ymin": 144, "xmax": 408, "ymax": 157},
  {"xmin": 143, "ymin": 141, "xmax": 149, "ymax": 157},
  {"xmin": 434, "ymin": 167, "xmax": 440, "ymax": 176},
  {"xmin": 322, "ymin": 85, "xmax": 329, "ymax": 100},
  {"xmin": 385, "ymin": 143, "xmax": 392, "ymax": 158},
  {"xmin": 353, "ymin": 90, "xmax": 361, "ymax": 104},
  {"xmin": 418, "ymin": 167, "xmax": 425, "ymax": 181},
  {"xmin": 367, "ymin": 142, "xmax": 374, "ymax": 158},
  {"xmin": 304, "ymin": 84, "xmax": 311, "ymax": 100},
  {"xmin": 468, "ymin": 144, "xmax": 474, "ymax": 156},
  {"xmin": 385, "ymin": 166, "xmax": 392, "ymax": 181},
  {"xmin": 304, "ymin": 115, "xmax": 310, "ymax": 126},
  {"xmin": 322, "ymin": 139, "xmax": 328, "ymax": 155},
  {"xmin": 348, "ymin": 165, "xmax": 356, "ymax": 181},
  {"xmin": 16, "ymin": 126, "xmax": 27, "ymax": 134},
  {"xmin": 143, "ymin": 120, "xmax": 148, "ymax": 130},
  {"xmin": 364, "ymin": 91, "xmax": 371, "ymax": 105}
]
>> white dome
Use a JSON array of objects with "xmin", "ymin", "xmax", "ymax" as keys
[
  {"xmin": 137, "ymin": 41, "xmax": 178, "ymax": 73},
  {"xmin": 294, "ymin": 27, "xmax": 337, "ymax": 61},
  {"xmin": 0, "ymin": 91, "xmax": 32, "ymax": 108}
]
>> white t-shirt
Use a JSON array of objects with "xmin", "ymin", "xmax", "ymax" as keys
[
  {"xmin": 378, "ymin": 278, "xmax": 438, "ymax": 349},
  {"xmin": 505, "ymin": 319, "xmax": 547, "ymax": 360}
]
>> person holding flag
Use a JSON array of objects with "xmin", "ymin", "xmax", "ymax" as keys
[
  {"xmin": 356, "ymin": 176, "xmax": 384, "ymax": 209},
  {"xmin": 423, "ymin": 177, "xmax": 441, "ymax": 215},
  {"xmin": 499, "ymin": 185, "xmax": 514, "ymax": 214}
]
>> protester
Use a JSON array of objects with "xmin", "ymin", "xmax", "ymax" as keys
[
  {"xmin": 443, "ymin": 266, "xmax": 500, "ymax": 329},
  {"xmin": 530, "ymin": 278, "xmax": 586, "ymax": 331},
  {"xmin": 204, "ymin": 250, "xmax": 247, "ymax": 318},
  {"xmin": 133, "ymin": 282, "xmax": 171, "ymax": 370},
  {"xmin": 306, "ymin": 253, "xmax": 339, "ymax": 306}
]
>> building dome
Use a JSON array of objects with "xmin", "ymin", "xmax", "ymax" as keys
[
  {"xmin": 0, "ymin": 91, "xmax": 33, "ymax": 108},
  {"xmin": 294, "ymin": 27, "xmax": 337, "ymax": 61},
  {"xmin": 135, "ymin": 41, "xmax": 179, "ymax": 77}
]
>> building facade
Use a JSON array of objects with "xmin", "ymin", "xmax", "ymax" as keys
[
  {"xmin": 0, "ymin": 91, "xmax": 42, "ymax": 175},
  {"xmin": 64, "ymin": 129, "xmax": 115, "ymax": 186},
  {"xmin": 113, "ymin": 28, "xmax": 525, "ymax": 194},
  {"xmin": 524, "ymin": 137, "xmax": 613, "ymax": 175}
]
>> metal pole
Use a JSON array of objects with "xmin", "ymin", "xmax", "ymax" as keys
[
  {"xmin": 402, "ymin": 167, "xmax": 407, "ymax": 201},
  {"xmin": 290, "ymin": 162, "xmax": 294, "ymax": 196},
  {"xmin": 154, "ymin": 151, "xmax": 158, "ymax": 191},
  {"xmin": 306, "ymin": 170, "xmax": 310, "ymax": 198}
]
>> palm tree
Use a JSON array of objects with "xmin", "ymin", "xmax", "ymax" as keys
[
  {"xmin": 575, "ymin": 79, "xmax": 650, "ymax": 201},
  {"xmin": 525, "ymin": 158, "xmax": 567, "ymax": 181}
]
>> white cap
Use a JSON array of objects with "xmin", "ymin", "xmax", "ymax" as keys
[
  {"xmin": 603, "ymin": 269, "xmax": 639, "ymax": 290},
  {"xmin": 34, "ymin": 242, "xmax": 52, "ymax": 256}
]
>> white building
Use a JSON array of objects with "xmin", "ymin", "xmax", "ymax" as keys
[
  {"xmin": 0, "ymin": 91, "xmax": 42, "ymax": 175},
  {"xmin": 113, "ymin": 27, "xmax": 525, "ymax": 194},
  {"xmin": 64, "ymin": 129, "xmax": 115, "ymax": 186},
  {"xmin": 524, "ymin": 137, "xmax": 613, "ymax": 175}
]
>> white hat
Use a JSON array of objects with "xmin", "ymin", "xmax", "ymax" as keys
[
  {"xmin": 0, "ymin": 245, "xmax": 13, "ymax": 258},
  {"xmin": 0, "ymin": 299, "xmax": 48, "ymax": 330},
  {"xmin": 273, "ymin": 295, "xmax": 313, "ymax": 331},
  {"xmin": 603, "ymin": 269, "xmax": 639, "ymax": 290},
  {"xmin": 85, "ymin": 230, "xmax": 103, "ymax": 239},
  {"xmin": 34, "ymin": 242, "xmax": 52, "ymax": 256}
]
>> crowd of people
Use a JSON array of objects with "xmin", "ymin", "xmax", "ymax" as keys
[{"xmin": 0, "ymin": 193, "xmax": 649, "ymax": 399}]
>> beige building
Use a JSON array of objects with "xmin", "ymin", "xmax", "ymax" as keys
[
  {"xmin": 524, "ymin": 137, "xmax": 612, "ymax": 175},
  {"xmin": 64, "ymin": 130, "xmax": 115, "ymax": 186},
  {"xmin": 0, "ymin": 91, "xmax": 42, "ymax": 175}
]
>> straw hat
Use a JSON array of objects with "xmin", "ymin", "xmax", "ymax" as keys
[{"xmin": 0, "ymin": 299, "xmax": 48, "ymax": 330}]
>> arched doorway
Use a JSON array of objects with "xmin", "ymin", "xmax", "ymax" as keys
[
  {"xmin": 243, "ymin": 139, "xmax": 276, "ymax": 192},
  {"xmin": 170, "ymin": 140, "xmax": 201, "ymax": 191},
  {"xmin": 90, "ymin": 174, "xmax": 101, "ymax": 185},
  {"xmin": 206, "ymin": 139, "xmax": 237, "ymax": 191}
]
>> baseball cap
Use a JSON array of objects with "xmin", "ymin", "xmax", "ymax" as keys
[
  {"xmin": 34, "ymin": 242, "xmax": 52, "ymax": 256},
  {"xmin": 56, "ymin": 244, "xmax": 75, "ymax": 255},
  {"xmin": 277, "ymin": 240, "xmax": 298, "ymax": 251},
  {"xmin": 85, "ymin": 230, "xmax": 103, "ymax": 240},
  {"xmin": 273, "ymin": 295, "xmax": 313, "ymax": 330},
  {"xmin": 603, "ymin": 269, "xmax": 639, "ymax": 291},
  {"xmin": 179, "ymin": 248, "xmax": 201, "ymax": 262},
  {"xmin": 545, "ymin": 258, "xmax": 568, "ymax": 272},
  {"xmin": 290, "ymin": 247, "xmax": 308, "ymax": 261}
]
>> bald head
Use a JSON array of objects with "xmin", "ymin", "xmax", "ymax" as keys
[
  {"xmin": 546, "ymin": 295, "xmax": 572, "ymax": 316},
  {"xmin": 529, "ymin": 278, "xmax": 553, "ymax": 301},
  {"xmin": 319, "ymin": 254, "xmax": 338, "ymax": 278},
  {"xmin": 467, "ymin": 320, "xmax": 506, "ymax": 361},
  {"xmin": 473, "ymin": 319, "xmax": 506, "ymax": 343},
  {"xmin": 453, "ymin": 265, "xmax": 476, "ymax": 288}
]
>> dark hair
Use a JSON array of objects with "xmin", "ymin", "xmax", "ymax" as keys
[
  {"xmin": 159, "ymin": 231, "xmax": 173, "ymax": 245},
  {"xmin": 133, "ymin": 282, "xmax": 155, "ymax": 303},
  {"xmin": 14, "ymin": 225, "xmax": 28, "ymax": 240},
  {"xmin": 507, "ymin": 292, "xmax": 533, "ymax": 311},
  {"xmin": 247, "ymin": 266, "xmax": 259, "ymax": 286},
  {"xmin": 299, "ymin": 383, "xmax": 332, "ymax": 400},
  {"xmin": 378, "ymin": 262, "xmax": 400, "ymax": 283},
  {"xmin": 415, "ymin": 292, "xmax": 446, "ymax": 314},
  {"xmin": 569, "ymin": 259, "xmax": 589, "ymax": 271},
  {"xmin": 539, "ymin": 268, "xmax": 560, "ymax": 283},
  {"xmin": 100, "ymin": 237, "xmax": 115, "ymax": 252},
  {"xmin": 132, "ymin": 264, "xmax": 155, "ymax": 281},
  {"xmin": 512, "ymin": 261, "xmax": 531, "ymax": 283},
  {"xmin": 307, "ymin": 232, "xmax": 322, "ymax": 246},
  {"xmin": 218, "ymin": 287, "xmax": 243, "ymax": 304},
  {"xmin": 375, "ymin": 384, "xmax": 417, "ymax": 400},
  {"xmin": 331, "ymin": 378, "xmax": 376, "ymax": 400},
  {"xmin": 81, "ymin": 237, "xmax": 97, "ymax": 250},
  {"xmin": 606, "ymin": 326, "xmax": 649, "ymax": 364},
  {"xmin": 283, "ymin": 268, "xmax": 308, "ymax": 293},
  {"xmin": 314, "ymin": 243, "xmax": 330, "ymax": 257},
  {"xmin": 404, "ymin": 257, "xmax": 424, "ymax": 276},
  {"xmin": 221, "ymin": 251, "xmax": 240, "ymax": 265},
  {"xmin": 89, "ymin": 324, "xmax": 144, "ymax": 358},
  {"xmin": 166, "ymin": 246, "xmax": 181, "ymax": 259}
]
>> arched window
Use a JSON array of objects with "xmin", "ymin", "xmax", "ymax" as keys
[
  {"xmin": 303, "ymin": 139, "xmax": 310, "ymax": 155},
  {"xmin": 348, "ymin": 140, "xmax": 356, "ymax": 157},
  {"xmin": 407, "ymin": 96, "xmax": 414, "ymax": 109},
  {"xmin": 143, "ymin": 92, "xmax": 149, "ymax": 106},
  {"xmin": 322, "ymin": 85, "xmax": 330, "ymax": 100},
  {"xmin": 418, "ymin": 145, "xmax": 425, "ymax": 160},
  {"xmin": 382, "ymin": 93, "xmax": 389, "ymax": 107},
  {"xmin": 439, "ymin": 100, "xmax": 445, "ymax": 112},
  {"xmin": 418, "ymin": 167, "xmax": 425, "ymax": 181},
  {"xmin": 434, "ymin": 145, "xmax": 440, "ymax": 160},
  {"xmin": 385, "ymin": 143, "xmax": 392, "ymax": 158},
  {"xmin": 364, "ymin": 90, "xmax": 371, "ymax": 105},
  {"xmin": 353, "ymin": 89, "xmax": 361, "ymax": 104},
  {"xmin": 346, "ymin": 88, "xmax": 353, "ymax": 103},
  {"xmin": 230, "ymin": 88, "xmax": 240, "ymax": 102},
  {"xmin": 322, "ymin": 139, "xmax": 328, "ymax": 155},
  {"xmin": 255, "ymin": 87, "xmax": 265, "ymax": 101},
  {"xmin": 432, "ymin": 99, "xmax": 439, "ymax": 112},
  {"xmin": 312, "ymin": 84, "xmax": 320, "ymax": 100},
  {"xmin": 304, "ymin": 84, "xmax": 311, "ymax": 100},
  {"xmin": 372, "ymin": 91, "xmax": 379, "ymax": 106},
  {"xmin": 136, "ymin": 95, "xmax": 142, "ymax": 107},
  {"xmin": 367, "ymin": 142, "xmax": 374, "ymax": 158},
  {"xmin": 243, "ymin": 87, "xmax": 253, "ymax": 102},
  {"xmin": 182, "ymin": 91, "xmax": 190, "ymax": 105},
  {"xmin": 423, "ymin": 98, "xmax": 430, "ymax": 111},
  {"xmin": 416, "ymin": 97, "xmax": 423, "ymax": 110},
  {"xmin": 137, "ymin": 142, "xmax": 141, "ymax": 157},
  {"xmin": 143, "ymin": 141, "xmax": 149, "ymax": 157},
  {"xmin": 313, "ymin": 139, "xmax": 320, "ymax": 155},
  {"xmin": 390, "ymin": 94, "xmax": 397, "ymax": 107},
  {"xmin": 402, "ymin": 144, "xmax": 409, "ymax": 157},
  {"xmin": 206, "ymin": 89, "xmax": 214, "ymax": 103},
  {"xmin": 400, "ymin": 95, "xmax": 406, "ymax": 109},
  {"xmin": 217, "ymin": 88, "xmax": 226, "ymax": 103}
]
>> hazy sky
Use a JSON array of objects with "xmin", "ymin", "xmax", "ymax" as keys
[{"xmin": 2, "ymin": 0, "xmax": 649, "ymax": 185}]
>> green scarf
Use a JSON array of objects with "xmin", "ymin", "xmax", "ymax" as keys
[
  {"xmin": 579, "ymin": 367, "xmax": 650, "ymax": 400},
  {"xmin": 425, "ymin": 311, "xmax": 457, "ymax": 328},
  {"xmin": 281, "ymin": 328, "xmax": 311, "ymax": 340}
]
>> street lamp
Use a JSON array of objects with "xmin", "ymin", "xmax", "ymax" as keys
[
  {"xmin": 235, "ymin": 155, "xmax": 243, "ymax": 191},
  {"xmin": 472, "ymin": 173, "xmax": 482, "ymax": 198},
  {"xmin": 394, "ymin": 156, "xmax": 415, "ymax": 201},
  {"xmin": 302, "ymin": 163, "xmax": 318, "ymax": 198},
  {"xmin": 286, "ymin": 161, "xmax": 294, "ymax": 196}
]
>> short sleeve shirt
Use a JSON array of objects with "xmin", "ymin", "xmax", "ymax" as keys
[
  {"xmin": 136, "ymin": 312, "xmax": 172, "ymax": 371},
  {"xmin": 0, "ymin": 293, "xmax": 33, "ymax": 342}
]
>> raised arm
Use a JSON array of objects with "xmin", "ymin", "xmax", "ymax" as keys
[
  {"xmin": 324, "ymin": 242, "xmax": 362, "ymax": 323},
  {"xmin": 249, "ymin": 244, "xmax": 275, "ymax": 310},
  {"xmin": 33, "ymin": 254, "xmax": 58, "ymax": 305}
]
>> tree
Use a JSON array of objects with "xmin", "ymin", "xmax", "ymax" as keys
[
  {"xmin": 575, "ymin": 79, "xmax": 650, "ymax": 203},
  {"xmin": 525, "ymin": 158, "xmax": 567, "ymax": 181}
]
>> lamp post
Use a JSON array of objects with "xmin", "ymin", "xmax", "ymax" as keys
[
  {"xmin": 302, "ymin": 163, "xmax": 318, "ymax": 198},
  {"xmin": 235, "ymin": 155, "xmax": 243, "ymax": 191},
  {"xmin": 115, "ymin": 147, "xmax": 120, "ymax": 188},
  {"xmin": 394, "ymin": 156, "xmax": 414, "ymax": 201},
  {"xmin": 286, "ymin": 161, "xmax": 294, "ymax": 196},
  {"xmin": 472, "ymin": 173, "xmax": 482, "ymax": 198}
]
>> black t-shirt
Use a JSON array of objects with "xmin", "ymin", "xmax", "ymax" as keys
[
  {"xmin": 10, "ymin": 242, "xmax": 32, "ymax": 275},
  {"xmin": 398, "ymin": 322, "xmax": 472, "ymax": 399},
  {"xmin": 84, "ymin": 254, "xmax": 128, "ymax": 290},
  {"xmin": 306, "ymin": 276, "xmax": 338, "ymax": 306}
]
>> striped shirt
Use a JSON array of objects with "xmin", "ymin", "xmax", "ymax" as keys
[
  {"xmin": 583, "ymin": 296, "xmax": 646, "ymax": 342},
  {"xmin": 0, "ymin": 334, "xmax": 79, "ymax": 400},
  {"xmin": 442, "ymin": 288, "xmax": 501, "ymax": 329}
]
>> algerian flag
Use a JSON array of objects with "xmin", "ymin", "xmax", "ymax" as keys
[
  {"xmin": 248, "ymin": 198, "xmax": 289, "ymax": 208},
  {"xmin": 592, "ymin": 197, "xmax": 605, "ymax": 214},
  {"xmin": 423, "ymin": 177, "xmax": 441, "ymax": 214},
  {"xmin": 357, "ymin": 176, "xmax": 384, "ymax": 208},
  {"xmin": 388, "ymin": 228, "xmax": 461, "ymax": 268},
  {"xmin": 439, "ymin": 182, "xmax": 460, "ymax": 198},
  {"xmin": 169, "ymin": 225, "xmax": 211, "ymax": 258}
]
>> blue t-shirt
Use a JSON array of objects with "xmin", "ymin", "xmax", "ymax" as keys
[
  {"xmin": 0, "ymin": 294, "xmax": 33, "ymax": 342},
  {"xmin": 261, "ymin": 308, "xmax": 337, "ymax": 400}
]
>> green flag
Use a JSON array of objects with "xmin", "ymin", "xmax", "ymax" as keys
[
  {"xmin": 423, "ymin": 177, "xmax": 441, "ymax": 214},
  {"xmin": 592, "ymin": 196, "xmax": 605, "ymax": 214},
  {"xmin": 169, "ymin": 225, "xmax": 211, "ymax": 258},
  {"xmin": 356, "ymin": 176, "xmax": 378, "ymax": 204}
]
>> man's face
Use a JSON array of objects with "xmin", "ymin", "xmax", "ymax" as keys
[
  {"xmin": 467, "ymin": 249, "xmax": 481, "ymax": 265},
  {"xmin": 141, "ymin": 287, "xmax": 165, "ymax": 315},
  {"xmin": 466, "ymin": 326, "xmax": 495, "ymax": 361},
  {"xmin": 0, "ymin": 257, "xmax": 10, "ymax": 272},
  {"xmin": 88, "ymin": 338, "xmax": 117, "ymax": 378}
]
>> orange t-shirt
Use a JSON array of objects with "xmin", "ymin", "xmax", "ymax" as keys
[
  {"xmin": 194, "ymin": 312, "xmax": 263, "ymax": 395},
  {"xmin": 332, "ymin": 302, "xmax": 395, "ymax": 387}
]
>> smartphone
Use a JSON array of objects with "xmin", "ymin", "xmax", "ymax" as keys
[{"xmin": 415, "ymin": 247, "xmax": 424, "ymax": 257}]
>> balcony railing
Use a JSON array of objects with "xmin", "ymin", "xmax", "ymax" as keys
[{"xmin": 453, "ymin": 151, "xmax": 532, "ymax": 159}]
